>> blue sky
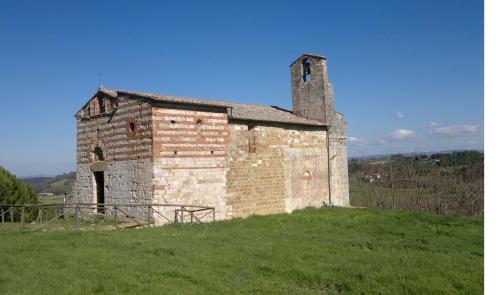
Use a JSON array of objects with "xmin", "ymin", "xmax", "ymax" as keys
[{"xmin": 0, "ymin": 0, "xmax": 483, "ymax": 176}]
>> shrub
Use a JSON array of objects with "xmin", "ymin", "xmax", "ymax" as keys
[{"xmin": 0, "ymin": 166, "xmax": 38, "ymax": 221}]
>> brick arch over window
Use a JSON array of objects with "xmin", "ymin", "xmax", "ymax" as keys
[{"xmin": 88, "ymin": 140, "xmax": 108, "ymax": 163}]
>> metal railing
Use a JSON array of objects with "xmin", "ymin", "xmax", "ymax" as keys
[{"xmin": 0, "ymin": 203, "xmax": 215, "ymax": 232}]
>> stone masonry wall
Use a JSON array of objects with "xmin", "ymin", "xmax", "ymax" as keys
[
  {"xmin": 329, "ymin": 112, "xmax": 350, "ymax": 206},
  {"xmin": 150, "ymin": 104, "xmax": 229, "ymax": 220},
  {"xmin": 226, "ymin": 122, "xmax": 329, "ymax": 219},
  {"xmin": 74, "ymin": 160, "xmax": 153, "ymax": 204}
]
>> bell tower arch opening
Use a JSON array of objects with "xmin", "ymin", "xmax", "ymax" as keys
[{"xmin": 302, "ymin": 58, "xmax": 312, "ymax": 82}]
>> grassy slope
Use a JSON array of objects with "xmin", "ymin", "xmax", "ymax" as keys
[
  {"xmin": 43, "ymin": 178, "xmax": 74, "ymax": 194},
  {"xmin": 0, "ymin": 207, "xmax": 483, "ymax": 294},
  {"xmin": 22, "ymin": 172, "xmax": 75, "ymax": 195}
]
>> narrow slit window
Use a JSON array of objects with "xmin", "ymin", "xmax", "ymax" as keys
[
  {"xmin": 97, "ymin": 96, "xmax": 105, "ymax": 113},
  {"xmin": 127, "ymin": 118, "xmax": 137, "ymax": 138},
  {"xmin": 248, "ymin": 125, "xmax": 257, "ymax": 153}
]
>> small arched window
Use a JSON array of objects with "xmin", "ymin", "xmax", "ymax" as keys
[
  {"xmin": 94, "ymin": 147, "xmax": 104, "ymax": 161},
  {"xmin": 127, "ymin": 118, "xmax": 136, "ymax": 138},
  {"xmin": 128, "ymin": 122, "xmax": 135, "ymax": 133},
  {"xmin": 302, "ymin": 58, "xmax": 312, "ymax": 82}
]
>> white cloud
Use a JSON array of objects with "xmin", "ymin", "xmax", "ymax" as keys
[
  {"xmin": 373, "ymin": 137, "xmax": 387, "ymax": 145},
  {"xmin": 427, "ymin": 122, "xmax": 480, "ymax": 137},
  {"xmin": 368, "ymin": 129, "xmax": 415, "ymax": 146},
  {"xmin": 396, "ymin": 112, "xmax": 404, "ymax": 119},
  {"xmin": 389, "ymin": 129, "xmax": 416, "ymax": 140},
  {"xmin": 347, "ymin": 137, "xmax": 363, "ymax": 145}
]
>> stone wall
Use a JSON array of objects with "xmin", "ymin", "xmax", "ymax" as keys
[
  {"xmin": 329, "ymin": 112, "xmax": 350, "ymax": 206},
  {"xmin": 225, "ymin": 121, "xmax": 329, "ymax": 219},
  {"xmin": 73, "ymin": 160, "xmax": 153, "ymax": 204},
  {"xmin": 150, "ymin": 104, "xmax": 229, "ymax": 220}
]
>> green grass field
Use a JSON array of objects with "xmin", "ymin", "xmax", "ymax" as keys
[
  {"xmin": 0, "ymin": 207, "xmax": 483, "ymax": 294},
  {"xmin": 37, "ymin": 194, "xmax": 65, "ymax": 204}
]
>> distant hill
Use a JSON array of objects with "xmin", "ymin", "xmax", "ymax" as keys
[{"xmin": 23, "ymin": 172, "xmax": 76, "ymax": 195}]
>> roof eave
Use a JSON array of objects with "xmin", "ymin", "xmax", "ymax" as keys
[
  {"xmin": 289, "ymin": 53, "xmax": 327, "ymax": 67},
  {"xmin": 228, "ymin": 117, "xmax": 328, "ymax": 127}
]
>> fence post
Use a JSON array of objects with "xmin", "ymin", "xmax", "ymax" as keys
[
  {"xmin": 181, "ymin": 207, "xmax": 184, "ymax": 226},
  {"xmin": 75, "ymin": 205, "xmax": 80, "ymax": 226},
  {"xmin": 37, "ymin": 208, "xmax": 42, "ymax": 223},
  {"xmin": 212, "ymin": 208, "xmax": 215, "ymax": 222},
  {"xmin": 10, "ymin": 208, "xmax": 13, "ymax": 222},
  {"xmin": 147, "ymin": 205, "xmax": 152, "ymax": 228},
  {"xmin": 1, "ymin": 207, "xmax": 4, "ymax": 224},
  {"xmin": 114, "ymin": 206, "xmax": 117, "ymax": 230},
  {"xmin": 20, "ymin": 206, "xmax": 25, "ymax": 232},
  {"xmin": 152, "ymin": 206, "xmax": 156, "ymax": 228}
]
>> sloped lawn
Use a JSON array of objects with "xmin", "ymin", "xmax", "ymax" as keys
[{"xmin": 0, "ymin": 207, "xmax": 483, "ymax": 294}]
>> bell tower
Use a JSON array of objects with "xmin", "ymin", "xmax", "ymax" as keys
[
  {"xmin": 290, "ymin": 53, "xmax": 349, "ymax": 207},
  {"xmin": 290, "ymin": 54, "xmax": 334, "ymax": 123}
]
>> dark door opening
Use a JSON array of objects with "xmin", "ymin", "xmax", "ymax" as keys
[{"xmin": 94, "ymin": 171, "xmax": 105, "ymax": 213}]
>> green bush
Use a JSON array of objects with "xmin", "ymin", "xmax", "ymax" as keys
[
  {"xmin": 0, "ymin": 166, "xmax": 37, "ymax": 205},
  {"xmin": 0, "ymin": 166, "xmax": 38, "ymax": 221}
]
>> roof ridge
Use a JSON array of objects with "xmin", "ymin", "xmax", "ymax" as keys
[{"xmin": 107, "ymin": 87, "xmax": 291, "ymax": 110}]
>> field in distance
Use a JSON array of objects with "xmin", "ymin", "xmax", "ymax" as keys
[
  {"xmin": 0, "ymin": 207, "xmax": 483, "ymax": 294},
  {"xmin": 22, "ymin": 172, "xmax": 75, "ymax": 196}
]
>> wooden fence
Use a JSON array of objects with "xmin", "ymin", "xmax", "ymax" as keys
[{"xmin": 0, "ymin": 203, "xmax": 215, "ymax": 232}]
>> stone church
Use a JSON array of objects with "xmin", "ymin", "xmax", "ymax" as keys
[{"xmin": 72, "ymin": 54, "xmax": 349, "ymax": 220}]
